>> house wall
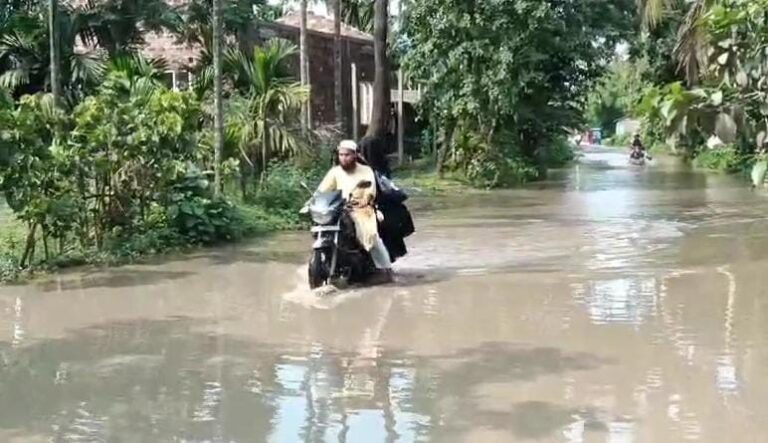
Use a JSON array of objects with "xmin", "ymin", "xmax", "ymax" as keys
[{"xmin": 252, "ymin": 22, "xmax": 375, "ymax": 133}]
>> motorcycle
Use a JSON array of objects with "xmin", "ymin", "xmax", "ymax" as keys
[
  {"xmin": 628, "ymin": 146, "xmax": 651, "ymax": 166},
  {"xmin": 300, "ymin": 182, "xmax": 376, "ymax": 289}
]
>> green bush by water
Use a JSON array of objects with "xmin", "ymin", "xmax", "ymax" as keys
[
  {"xmin": 694, "ymin": 145, "xmax": 749, "ymax": 173},
  {"xmin": 544, "ymin": 138, "xmax": 577, "ymax": 168},
  {"xmin": 252, "ymin": 160, "xmax": 327, "ymax": 228},
  {"xmin": 0, "ymin": 159, "xmax": 327, "ymax": 282}
]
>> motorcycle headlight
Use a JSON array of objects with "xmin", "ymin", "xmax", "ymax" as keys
[{"xmin": 311, "ymin": 209, "xmax": 335, "ymax": 225}]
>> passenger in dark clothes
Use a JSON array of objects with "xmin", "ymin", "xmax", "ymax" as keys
[
  {"xmin": 357, "ymin": 135, "xmax": 392, "ymax": 178},
  {"xmin": 356, "ymin": 134, "xmax": 414, "ymax": 263}
]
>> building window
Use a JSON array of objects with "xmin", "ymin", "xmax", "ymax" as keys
[
  {"xmin": 163, "ymin": 70, "xmax": 194, "ymax": 91},
  {"xmin": 162, "ymin": 71, "xmax": 175, "ymax": 89},
  {"xmin": 176, "ymin": 71, "xmax": 192, "ymax": 90}
]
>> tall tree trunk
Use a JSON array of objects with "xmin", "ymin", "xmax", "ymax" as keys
[
  {"xmin": 261, "ymin": 116, "xmax": 269, "ymax": 183},
  {"xmin": 300, "ymin": 0, "xmax": 310, "ymax": 132},
  {"xmin": 366, "ymin": 0, "xmax": 391, "ymax": 138},
  {"xmin": 436, "ymin": 119, "xmax": 455, "ymax": 178},
  {"xmin": 333, "ymin": 0, "xmax": 343, "ymax": 132},
  {"xmin": 212, "ymin": 0, "xmax": 224, "ymax": 197},
  {"xmin": 48, "ymin": 0, "xmax": 60, "ymax": 106},
  {"xmin": 21, "ymin": 223, "xmax": 38, "ymax": 269}
]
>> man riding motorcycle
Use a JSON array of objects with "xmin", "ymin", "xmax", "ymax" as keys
[
  {"xmin": 316, "ymin": 140, "xmax": 394, "ymax": 283},
  {"xmin": 629, "ymin": 133, "xmax": 653, "ymax": 164}
]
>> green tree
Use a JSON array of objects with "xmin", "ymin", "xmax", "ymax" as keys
[
  {"xmin": 637, "ymin": 0, "xmax": 768, "ymax": 162},
  {"xmin": 340, "ymin": 0, "xmax": 374, "ymax": 33},
  {"xmin": 404, "ymin": 0, "xmax": 635, "ymax": 180},
  {"xmin": 637, "ymin": 0, "xmax": 716, "ymax": 85},
  {"xmin": 0, "ymin": 4, "xmax": 104, "ymax": 100},
  {"xmin": 1, "ymin": 0, "xmax": 179, "ymax": 101},
  {"xmin": 586, "ymin": 60, "xmax": 651, "ymax": 135},
  {"xmin": 74, "ymin": 0, "xmax": 182, "ymax": 57},
  {"xmin": 225, "ymin": 39, "xmax": 309, "ymax": 186}
]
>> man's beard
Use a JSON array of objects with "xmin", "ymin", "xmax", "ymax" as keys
[{"xmin": 340, "ymin": 161, "xmax": 356, "ymax": 172}]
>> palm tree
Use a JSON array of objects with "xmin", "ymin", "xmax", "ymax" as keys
[
  {"xmin": 638, "ymin": 0, "xmax": 715, "ymax": 85},
  {"xmin": 1, "ymin": 5, "xmax": 104, "ymax": 101},
  {"xmin": 48, "ymin": 0, "xmax": 60, "ymax": 106},
  {"xmin": 178, "ymin": 0, "xmax": 276, "ymax": 59},
  {"xmin": 366, "ymin": 0, "xmax": 390, "ymax": 138},
  {"xmin": 101, "ymin": 53, "xmax": 167, "ymax": 98},
  {"xmin": 1, "ymin": 0, "xmax": 179, "ymax": 102},
  {"xmin": 340, "ymin": 0, "xmax": 373, "ymax": 33},
  {"xmin": 212, "ymin": 0, "xmax": 224, "ymax": 196},
  {"xmin": 226, "ymin": 39, "xmax": 309, "ymax": 183},
  {"xmin": 74, "ymin": 0, "xmax": 182, "ymax": 57}
]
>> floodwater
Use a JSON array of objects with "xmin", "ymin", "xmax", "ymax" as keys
[{"xmin": 3, "ymin": 149, "xmax": 768, "ymax": 442}]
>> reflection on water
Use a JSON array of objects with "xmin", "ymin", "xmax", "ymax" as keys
[
  {"xmin": 2, "ymin": 149, "xmax": 768, "ymax": 442},
  {"xmin": 572, "ymin": 277, "xmax": 659, "ymax": 325}
]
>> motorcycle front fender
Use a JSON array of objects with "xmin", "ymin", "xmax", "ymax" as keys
[{"xmin": 312, "ymin": 233, "xmax": 335, "ymax": 250}]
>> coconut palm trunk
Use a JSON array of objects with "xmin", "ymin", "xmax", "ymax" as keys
[
  {"xmin": 212, "ymin": 0, "xmax": 224, "ymax": 196},
  {"xmin": 333, "ymin": 0, "xmax": 343, "ymax": 132},
  {"xmin": 48, "ymin": 0, "xmax": 61, "ymax": 106},
  {"xmin": 300, "ymin": 0, "xmax": 310, "ymax": 132},
  {"xmin": 366, "ymin": 0, "xmax": 390, "ymax": 138}
]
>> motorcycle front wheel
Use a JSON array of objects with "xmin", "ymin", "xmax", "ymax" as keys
[{"xmin": 308, "ymin": 249, "xmax": 330, "ymax": 289}]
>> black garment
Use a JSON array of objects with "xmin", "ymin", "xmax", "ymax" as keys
[
  {"xmin": 371, "ymin": 170, "xmax": 414, "ymax": 263},
  {"xmin": 358, "ymin": 135, "xmax": 392, "ymax": 179},
  {"xmin": 378, "ymin": 200, "xmax": 414, "ymax": 262}
]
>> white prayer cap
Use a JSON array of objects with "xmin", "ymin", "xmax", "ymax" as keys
[{"xmin": 337, "ymin": 140, "xmax": 358, "ymax": 152}]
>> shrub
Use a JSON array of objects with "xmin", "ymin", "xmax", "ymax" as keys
[
  {"xmin": 166, "ymin": 167, "xmax": 245, "ymax": 245},
  {"xmin": 0, "ymin": 252, "xmax": 20, "ymax": 283},
  {"xmin": 253, "ymin": 161, "xmax": 326, "ymax": 227},
  {"xmin": 694, "ymin": 145, "xmax": 748, "ymax": 173},
  {"xmin": 544, "ymin": 137, "xmax": 576, "ymax": 167}
]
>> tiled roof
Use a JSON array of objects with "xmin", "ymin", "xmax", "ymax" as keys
[{"xmin": 275, "ymin": 12, "xmax": 373, "ymax": 42}]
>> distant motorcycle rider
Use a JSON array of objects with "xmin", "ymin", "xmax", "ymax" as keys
[{"xmin": 630, "ymin": 134, "xmax": 647, "ymax": 160}]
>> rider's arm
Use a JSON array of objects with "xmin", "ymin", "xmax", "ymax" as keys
[{"xmin": 317, "ymin": 168, "xmax": 337, "ymax": 193}]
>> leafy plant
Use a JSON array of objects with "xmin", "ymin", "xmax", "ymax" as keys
[
  {"xmin": 403, "ymin": 0, "xmax": 635, "ymax": 183},
  {"xmin": 167, "ymin": 167, "xmax": 244, "ymax": 244},
  {"xmin": 253, "ymin": 160, "xmax": 326, "ymax": 227},
  {"xmin": 694, "ymin": 144, "xmax": 748, "ymax": 172}
]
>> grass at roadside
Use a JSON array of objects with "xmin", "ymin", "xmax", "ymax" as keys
[
  {"xmin": 0, "ymin": 201, "xmax": 301, "ymax": 284},
  {"xmin": 0, "ymin": 160, "xmax": 322, "ymax": 284},
  {"xmin": 0, "ymin": 159, "xmax": 469, "ymax": 284},
  {"xmin": 393, "ymin": 159, "xmax": 472, "ymax": 195}
]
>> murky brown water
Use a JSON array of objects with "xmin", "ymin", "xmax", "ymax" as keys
[{"xmin": 3, "ymin": 149, "xmax": 768, "ymax": 442}]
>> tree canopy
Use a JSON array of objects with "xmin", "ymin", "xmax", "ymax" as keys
[{"xmin": 402, "ymin": 0, "xmax": 635, "ymax": 184}]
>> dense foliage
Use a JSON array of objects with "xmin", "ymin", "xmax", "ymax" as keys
[
  {"xmin": 586, "ymin": 60, "xmax": 651, "ymax": 137},
  {"xmin": 590, "ymin": 0, "xmax": 768, "ymax": 175},
  {"xmin": 0, "ymin": 0, "xmax": 325, "ymax": 281},
  {"xmin": 402, "ymin": 0, "xmax": 635, "ymax": 187}
]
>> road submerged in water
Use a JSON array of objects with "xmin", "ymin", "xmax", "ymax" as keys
[{"xmin": 2, "ymin": 148, "xmax": 768, "ymax": 442}]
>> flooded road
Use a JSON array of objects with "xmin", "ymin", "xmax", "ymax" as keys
[{"xmin": 3, "ymin": 149, "xmax": 768, "ymax": 442}]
